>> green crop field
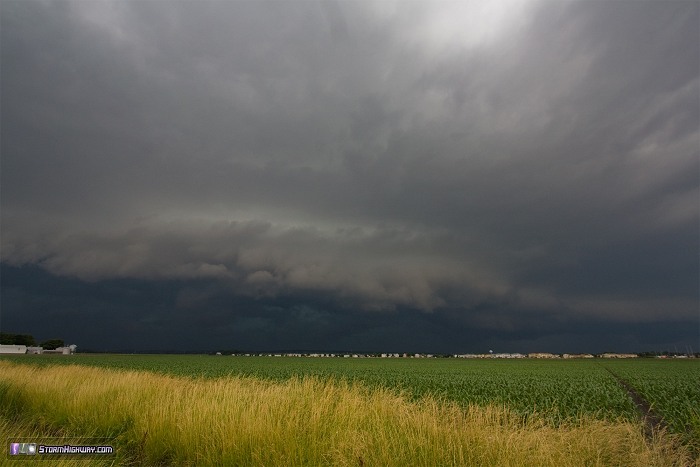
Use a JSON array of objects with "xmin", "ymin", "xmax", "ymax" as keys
[
  {"xmin": 1, "ymin": 355, "xmax": 697, "ymax": 429},
  {"xmin": 1, "ymin": 354, "xmax": 698, "ymax": 465}
]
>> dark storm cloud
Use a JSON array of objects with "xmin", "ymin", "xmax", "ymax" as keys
[{"xmin": 1, "ymin": 0, "xmax": 698, "ymax": 351}]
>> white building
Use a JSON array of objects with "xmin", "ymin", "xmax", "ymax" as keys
[
  {"xmin": 528, "ymin": 352, "xmax": 560, "ymax": 359},
  {"xmin": 600, "ymin": 353, "xmax": 638, "ymax": 359},
  {"xmin": 43, "ymin": 345, "xmax": 77, "ymax": 355},
  {"xmin": 563, "ymin": 353, "xmax": 594, "ymax": 359},
  {"xmin": 0, "ymin": 344, "xmax": 27, "ymax": 354}
]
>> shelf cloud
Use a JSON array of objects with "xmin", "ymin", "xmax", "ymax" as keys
[{"xmin": 1, "ymin": 0, "xmax": 697, "ymax": 352}]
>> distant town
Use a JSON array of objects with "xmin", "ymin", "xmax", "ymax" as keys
[
  {"xmin": 211, "ymin": 351, "xmax": 696, "ymax": 359},
  {"xmin": 1, "ymin": 332, "xmax": 696, "ymax": 358},
  {"xmin": 2, "ymin": 347, "xmax": 697, "ymax": 358}
]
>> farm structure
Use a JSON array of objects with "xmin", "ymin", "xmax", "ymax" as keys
[
  {"xmin": 0, "ymin": 344, "xmax": 77, "ymax": 355},
  {"xmin": 0, "ymin": 345, "xmax": 27, "ymax": 354}
]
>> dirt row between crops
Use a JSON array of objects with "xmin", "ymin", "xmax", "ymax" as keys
[{"xmin": 601, "ymin": 366, "xmax": 666, "ymax": 441}]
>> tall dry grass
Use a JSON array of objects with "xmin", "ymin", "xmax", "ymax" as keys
[{"xmin": 0, "ymin": 361, "xmax": 694, "ymax": 466}]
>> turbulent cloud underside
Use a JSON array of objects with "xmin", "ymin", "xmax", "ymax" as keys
[{"xmin": 1, "ymin": 0, "xmax": 698, "ymax": 348}]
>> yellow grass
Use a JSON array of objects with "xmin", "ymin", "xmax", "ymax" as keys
[{"xmin": 0, "ymin": 361, "xmax": 695, "ymax": 466}]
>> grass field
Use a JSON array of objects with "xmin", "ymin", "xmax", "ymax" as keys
[{"xmin": 1, "ymin": 355, "xmax": 698, "ymax": 466}]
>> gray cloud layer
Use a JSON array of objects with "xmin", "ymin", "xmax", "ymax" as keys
[{"xmin": 2, "ymin": 0, "xmax": 698, "ymax": 349}]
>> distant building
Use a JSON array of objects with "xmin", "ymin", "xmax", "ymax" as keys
[
  {"xmin": 528, "ymin": 353, "xmax": 560, "ymax": 359},
  {"xmin": 493, "ymin": 353, "xmax": 525, "ymax": 359},
  {"xmin": 43, "ymin": 345, "xmax": 77, "ymax": 355},
  {"xmin": 600, "ymin": 353, "xmax": 638, "ymax": 359},
  {"xmin": 0, "ymin": 345, "xmax": 27, "ymax": 354},
  {"xmin": 27, "ymin": 346, "xmax": 44, "ymax": 354},
  {"xmin": 563, "ymin": 353, "xmax": 594, "ymax": 359}
]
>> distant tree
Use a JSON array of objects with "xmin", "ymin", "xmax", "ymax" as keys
[
  {"xmin": 41, "ymin": 339, "xmax": 65, "ymax": 350},
  {"xmin": 0, "ymin": 333, "xmax": 36, "ymax": 346},
  {"xmin": 16, "ymin": 334, "xmax": 37, "ymax": 346},
  {"xmin": 1, "ymin": 333, "xmax": 17, "ymax": 344}
]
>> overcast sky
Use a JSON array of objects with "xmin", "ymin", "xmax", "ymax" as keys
[{"xmin": 1, "ymin": 0, "xmax": 698, "ymax": 353}]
